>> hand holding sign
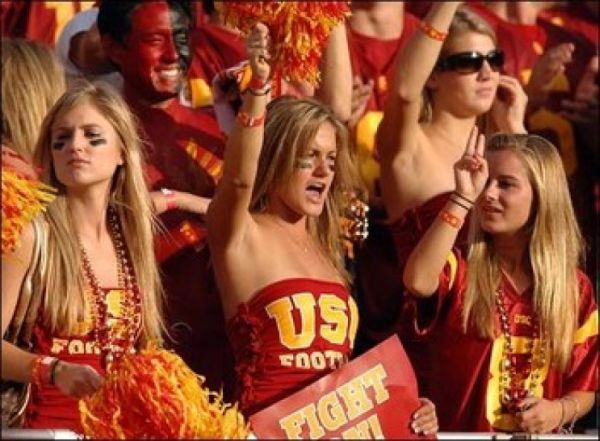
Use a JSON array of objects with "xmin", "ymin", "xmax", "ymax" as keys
[{"xmin": 249, "ymin": 336, "xmax": 435, "ymax": 439}]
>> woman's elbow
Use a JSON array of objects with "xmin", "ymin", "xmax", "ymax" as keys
[{"xmin": 403, "ymin": 267, "xmax": 437, "ymax": 298}]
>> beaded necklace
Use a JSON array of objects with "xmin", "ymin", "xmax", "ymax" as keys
[
  {"xmin": 495, "ymin": 287, "xmax": 547, "ymax": 415},
  {"xmin": 79, "ymin": 207, "xmax": 142, "ymax": 369}
]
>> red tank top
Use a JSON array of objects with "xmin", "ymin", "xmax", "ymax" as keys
[{"xmin": 227, "ymin": 278, "xmax": 359, "ymax": 416}]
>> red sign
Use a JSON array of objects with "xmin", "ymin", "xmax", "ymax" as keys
[{"xmin": 250, "ymin": 335, "xmax": 428, "ymax": 439}]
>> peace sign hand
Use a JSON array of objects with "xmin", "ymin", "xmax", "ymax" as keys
[{"xmin": 454, "ymin": 126, "xmax": 488, "ymax": 202}]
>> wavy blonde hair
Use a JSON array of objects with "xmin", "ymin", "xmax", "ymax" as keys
[
  {"xmin": 33, "ymin": 82, "xmax": 164, "ymax": 346},
  {"xmin": 1, "ymin": 38, "xmax": 66, "ymax": 159},
  {"xmin": 463, "ymin": 133, "xmax": 583, "ymax": 371},
  {"xmin": 420, "ymin": 6, "xmax": 497, "ymax": 122},
  {"xmin": 250, "ymin": 96, "xmax": 361, "ymax": 285}
]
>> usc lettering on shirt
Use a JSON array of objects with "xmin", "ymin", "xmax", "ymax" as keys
[{"xmin": 265, "ymin": 291, "xmax": 359, "ymax": 371}]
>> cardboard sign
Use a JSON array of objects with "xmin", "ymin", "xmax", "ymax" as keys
[{"xmin": 249, "ymin": 335, "xmax": 426, "ymax": 439}]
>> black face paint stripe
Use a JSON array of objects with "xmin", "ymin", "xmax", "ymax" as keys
[{"xmin": 168, "ymin": 6, "xmax": 191, "ymax": 73}]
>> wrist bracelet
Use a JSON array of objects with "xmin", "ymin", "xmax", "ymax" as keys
[
  {"xmin": 419, "ymin": 20, "xmax": 448, "ymax": 42},
  {"xmin": 31, "ymin": 356, "xmax": 58, "ymax": 388},
  {"xmin": 439, "ymin": 209, "xmax": 463, "ymax": 228},
  {"xmin": 50, "ymin": 360, "xmax": 61, "ymax": 385},
  {"xmin": 161, "ymin": 188, "xmax": 177, "ymax": 211},
  {"xmin": 453, "ymin": 192, "xmax": 475, "ymax": 206},
  {"xmin": 249, "ymin": 77, "xmax": 268, "ymax": 90},
  {"xmin": 449, "ymin": 197, "xmax": 471, "ymax": 211},
  {"xmin": 557, "ymin": 399, "xmax": 566, "ymax": 431},
  {"xmin": 247, "ymin": 77, "xmax": 272, "ymax": 96},
  {"xmin": 559, "ymin": 397, "xmax": 580, "ymax": 434},
  {"xmin": 237, "ymin": 110, "xmax": 266, "ymax": 128},
  {"xmin": 248, "ymin": 87, "xmax": 271, "ymax": 96}
]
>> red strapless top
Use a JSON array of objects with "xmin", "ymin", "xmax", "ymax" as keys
[{"xmin": 227, "ymin": 278, "xmax": 359, "ymax": 416}]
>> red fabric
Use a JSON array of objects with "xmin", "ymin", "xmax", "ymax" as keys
[
  {"xmin": 0, "ymin": 1, "xmax": 92, "ymax": 46},
  {"xmin": 355, "ymin": 193, "xmax": 470, "ymax": 355},
  {"xmin": 390, "ymin": 192, "xmax": 470, "ymax": 271},
  {"xmin": 227, "ymin": 278, "xmax": 359, "ymax": 417},
  {"xmin": 347, "ymin": 12, "xmax": 419, "ymax": 114},
  {"xmin": 467, "ymin": 3, "xmax": 547, "ymax": 84},
  {"xmin": 538, "ymin": 4, "xmax": 599, "ymax": 46},
  {"xmin": 133, "ymin": 98, "xmax": 234, "ymax": 398},
  {"xmin": 189, "ymin": 23, "xmax": 246, "ymax": 86},
  {"xmin": 24, "ymin": 287, "xmax": 141, "ymax": 433},
  {"xmin": 403, "ymin": 256, "xmax": 598, "ymax": 432}
]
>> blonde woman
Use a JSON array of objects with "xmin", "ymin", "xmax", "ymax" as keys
[
  {"xmin": 207, "ymin": 24, "xmax": 438, "ymax": 435},
  {"xmin": 2, "ymin": 39, "xmax": 66, "ymax": 160},
  {"xmin": 403, "ymin": 130, "xmax": 598, "ymax": 432},
  {"xmin": 2, "ymin": 82, "xmax": 163, "ymax": 432},
  {"xmin": 365, "ymin": 1, "xmax": 528, "ymax": 376}
]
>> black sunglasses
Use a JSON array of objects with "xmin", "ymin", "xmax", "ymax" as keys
[{"xmin": 436, "ymin": 50, "xmax": 505, "ymax": 74}]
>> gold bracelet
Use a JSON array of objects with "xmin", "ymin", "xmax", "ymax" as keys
[{"xmin": 559, "ymin": 397, "xmax": 580, "ymax": 434}]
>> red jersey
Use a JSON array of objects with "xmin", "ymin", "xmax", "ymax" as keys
[
  {"xmin": 356, "ymin": 193, "xmax": 468, "ymax": 366},
  {"xmin": 133, "ymin": 99, "xmax": 233, "ymax": 396},
  {"xmin": 227, "ymin": 278, "xmax": 359, "ymax": 417},
  {"xmin": 187, "ymin": 23, "xmax": 246, "ymax": 108},
  {"xmin": 0, "ymin": 1, "xmax": 95, "ymax": 46},
  {"xmin": 402, "ymin": 254, "xmax": 598, "ymax": 431},
  {"xmin": 25, "ymin": 287, "xmax": 139, "ymax": 433}
]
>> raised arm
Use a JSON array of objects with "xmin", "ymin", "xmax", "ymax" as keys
[
  {"xmin": 206, "ymin": 23, "xmax": 271, "ymax": 248},
  {"xmin": 403, "ymin": 127, "xmax": 488, "ymax": 297},
  {"xmin": 314, "ymin": 22, "xmax": 352, "ymax": 122},
  {"xmin": 378, "ymin": 2, "xmax": 461, "ymax": 159}
]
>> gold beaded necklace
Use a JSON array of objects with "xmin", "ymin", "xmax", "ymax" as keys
[
  {"xmin": 495, "ymin": 287, "xmax": 547, "ymax": 415},
  {"xmin": 79, "ymin": 207, "xmax": 142, "ymax": 369}
]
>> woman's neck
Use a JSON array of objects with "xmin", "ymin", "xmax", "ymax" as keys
[
  {"xmin": 68, "ymin": 188, "xmax": 111, "ymax": 243},
  {"xmin": 493, "ymin": 233, "xmax": 531, "ymax": 275}
]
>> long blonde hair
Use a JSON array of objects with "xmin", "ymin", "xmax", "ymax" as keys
[
  {"xmin": 250, "ymin": 96, "xmax": 361, "ymax": 284},
  {"xmin": 33, "ymin": 82, "xmax": 164, "ymax": 345},
  {"xmin": 420, "ymin": 6, "xmax": 497, "ymax": 122},
  {"xmin": 1, "ymin": 39, "xmax": 66, "ymax": 159},
  {"xmin": 463, "ymin": 134, "xmax": 583, "ymax": 371}
]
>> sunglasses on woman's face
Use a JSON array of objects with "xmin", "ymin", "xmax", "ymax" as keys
[{"xmin": 436, "ymin": 49, "xmax": 505, "ymax": 74}]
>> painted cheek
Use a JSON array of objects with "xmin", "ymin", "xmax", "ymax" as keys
[
  {"xmin": 295, "ymin": 157, "xmax": 315, "ymax": 170},
  {"xmin": 169, "ymin": 8, "xmax": 191, "ymax": 72},
  {"xmin": 172, "ymin": 30, "xmax": 190, "ymax": 72}
]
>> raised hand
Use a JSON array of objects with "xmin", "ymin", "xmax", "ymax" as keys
[
  {"xmin": 560, "ymin": 55, "xmax": 599, "ymax": 125},
  {"xmin": 246, "ymin": 22, "xmax": 271, "ymax": 83},
  {"xmin": 490, "ymin": 74, "xmax": 528, "ymax": 134},
  {"xmin": 53, "ymin": 361, "xmax": 103, "ymax": 399},
  {"xmin": 526, "ymin": 43, "xmax": 574, "ymax": 112},
  {"xmin": 348, "ymin": 76, "xmax": 374, "ymax": 128},
  {"xmin": 453, "ymin": 126, "xmax": 488, "ymax": 202}
]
